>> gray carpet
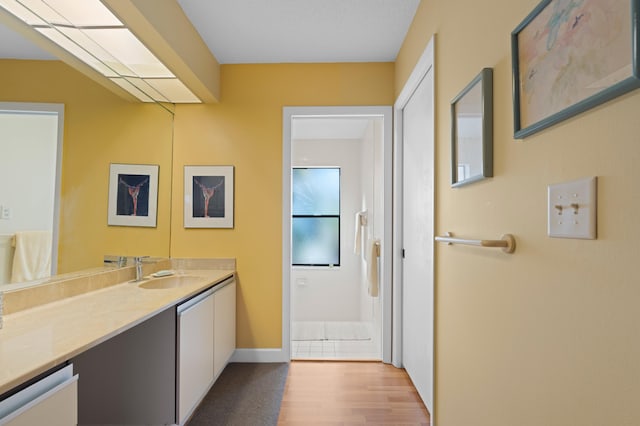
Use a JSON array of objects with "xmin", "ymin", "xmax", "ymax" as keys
[{"xmin": 187, "ymin": 363, "xmax": 289, "ymax": 426}]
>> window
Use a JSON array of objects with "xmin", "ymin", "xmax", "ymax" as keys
[{"xmin": 292, "ymin": 167, "xmax": 340, "ymax": 266}]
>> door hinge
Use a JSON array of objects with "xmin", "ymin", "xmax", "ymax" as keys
[{"xmin": 402, "ymin": 249, "xmax": 405, "ymax": 258}]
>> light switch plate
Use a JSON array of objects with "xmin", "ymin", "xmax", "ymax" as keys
[
  {"xmin": 548, "ymin": 177, "xmax": 597, "ymax": 239},
  {"xmin": 0, "ymin": 205, "xmax": 10, "ymax": 220}
]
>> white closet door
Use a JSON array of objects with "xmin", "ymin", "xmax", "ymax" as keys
[{"xmin": 401, "ymin": 64, "xmax": 435, "ymax": 412}]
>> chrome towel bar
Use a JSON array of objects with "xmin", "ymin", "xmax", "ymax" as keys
[{"xmin": 435, "ymin": 232, "xmax": 516, "ymax": 254}]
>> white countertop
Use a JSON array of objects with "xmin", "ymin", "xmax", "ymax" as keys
[{"xmin": 0, "ymin": 269, "xmax": 234, "ymax": 395}]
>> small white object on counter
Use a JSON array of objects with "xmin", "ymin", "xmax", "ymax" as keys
[{"xmin": 151, "ymin": 270, "xmax": 175, "ymax": 278}]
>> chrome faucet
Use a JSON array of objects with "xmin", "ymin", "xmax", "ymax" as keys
[{"xmin": 134, "ymin": 256, "xmax": 149, "ymax": 282}]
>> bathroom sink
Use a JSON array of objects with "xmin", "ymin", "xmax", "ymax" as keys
[{"xmin": 138, "ymin": 275, "xmax": 204, "ymax": 290}]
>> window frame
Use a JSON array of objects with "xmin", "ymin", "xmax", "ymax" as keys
[{"xmin": 291, "ymin": 166, "xmax": 341, "ymax": 267}]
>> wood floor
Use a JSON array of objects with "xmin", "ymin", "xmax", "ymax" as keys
[{"xmin": 277, "ymin": 361, "xmax": 430, "ymax": 425}]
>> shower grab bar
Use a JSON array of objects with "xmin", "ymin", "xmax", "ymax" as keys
[{"xmin": 435, "ymin": 232, "xmax": 516, "ymax": 254}]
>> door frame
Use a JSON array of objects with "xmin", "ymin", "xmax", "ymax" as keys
[
  {"xmin": 282, "ymin": 106, "xmax": 393, "ymax": 363},
  {"xmin": 392, "ymin": 35, "xmax": 436, "ymax": 412}
]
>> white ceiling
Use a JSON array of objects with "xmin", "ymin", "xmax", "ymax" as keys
[
  {"xmin": 0, "ymin": 0, "xmax": 420, "ymax": 64},
  {"xmin": 177, "ymin": 0, "xmax": 420, "ymax": 64},
  {"xmin": 0, "ymin": 19, "xmax": 55, "ymax": 60}
]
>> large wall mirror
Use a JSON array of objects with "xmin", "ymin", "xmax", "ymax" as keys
[{"xmin": 0, "ymin": 63, "xmax": 174, "ymax": 290}]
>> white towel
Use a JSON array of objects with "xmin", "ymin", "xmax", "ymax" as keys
[
  {"xmin": 354, "ymin": 210, "xmax": 367, "ymax": 255},
  {"xmin": 10, "ymin": 231, "xmax": 52, "ymax": 283},
  {"xmin": 368, "ymin": 238, "xmax": 380, "ymax": 297}
]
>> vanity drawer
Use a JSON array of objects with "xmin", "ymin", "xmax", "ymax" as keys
[{"xmin": 0, "ymin": 364, "xmax": 77, "ymax": 426}]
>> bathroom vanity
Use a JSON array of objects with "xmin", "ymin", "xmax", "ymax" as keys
[{"xmin": 0, "ymin": 261, "xmax": 236, "ymax": 425}]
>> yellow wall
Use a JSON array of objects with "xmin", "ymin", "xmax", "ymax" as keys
[
  {"xmin": 0, "ymin": 60, "xmax": 173, "ymax": 274},
  {"xmin": 171, "ymin": 63, "xmax": 395, "ymax": 348},
  {"xmin": 397, "ymin": 1, "xmax": 640, "ymax": 425}
]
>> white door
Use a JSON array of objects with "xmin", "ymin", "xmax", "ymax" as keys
[{"xmin": 400, "ymin": 54, "xmax": 434, "ymax": 411}]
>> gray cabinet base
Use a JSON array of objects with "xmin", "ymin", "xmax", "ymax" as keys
[{"xmin": 72, "ymin": 307, "xmax": 176, "ymax": 425}]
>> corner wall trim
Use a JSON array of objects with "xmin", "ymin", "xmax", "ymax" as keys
[{"xmin": 229, "ymin": 348, "xmax": 288, "ymax": 363}]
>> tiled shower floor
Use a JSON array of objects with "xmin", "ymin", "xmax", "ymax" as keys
[{"xmin": 291, "ymin": 321, "xmax": 381, "ymax": 360}]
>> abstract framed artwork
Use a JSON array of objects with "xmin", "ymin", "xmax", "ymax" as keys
[
  {"xmin": 107, "ymin": 163, "xmax": 159, "ymax": 227},
  {"xmin": 184, "ymin": 165, "xmax": 234, "ymax": 228},
  {"xmin": 451, "ymin": 68, "xmax": 493, "ymax": 187},
  {"xmin": 512, "ymin": 0, "xmax": 640, "ymax": 138}
]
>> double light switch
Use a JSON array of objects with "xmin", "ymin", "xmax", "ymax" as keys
[
  {"xmin": 0, "ymin": 205, "xmax": 10, "ymax": 220},
  {"xmin": 547, "ymin": 177, "xmax": 597, "ymax": 239}
]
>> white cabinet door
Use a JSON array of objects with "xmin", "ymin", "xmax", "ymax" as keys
[
  {"xmin": 177, "ymin": 291, "xmax": 214, "ymax": 425},
  {"xmin": 0, "ymin": 365, "xmax": 78, "ymax": 426},
  {"xmin": 214, "ymin": 279, "xmax": 236, "ymax": 378}
]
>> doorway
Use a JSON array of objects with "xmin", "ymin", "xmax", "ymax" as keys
[
  {"xmin": 282, "ymin": 106, "xmax": 393, "ymax": 362},
  {"xmin": 0, "ymin": 102, "xmax": 64, "ymax": 284}
]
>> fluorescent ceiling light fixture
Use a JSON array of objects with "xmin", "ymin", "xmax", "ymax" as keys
[
  {"xmin": 0, "ymin": 0, "xmax": 201, "ymax": 103},
  {"xmin": 110, "ymin": 77, "xmax": 154, "ymax": 103}
]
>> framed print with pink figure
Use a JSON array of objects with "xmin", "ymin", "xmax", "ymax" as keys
[
  {"xmin": 107, "ymin": 163, "xmax": 159, "ymax": 227},
  {"xmin": 184, "ymin": 165, "xmax": 234, "ymax": 228}
]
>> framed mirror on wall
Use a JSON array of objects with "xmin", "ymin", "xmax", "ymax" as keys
[{"xmin": 450, "ymin": 67, "xmax": 493, "ymax": 187}]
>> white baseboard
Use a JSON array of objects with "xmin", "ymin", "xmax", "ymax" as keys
[{"xmin": 230, "ymin": 348, "xmax": 289, "ymax": 363}]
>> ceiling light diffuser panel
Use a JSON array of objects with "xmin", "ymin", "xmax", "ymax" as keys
[{"xmin": 0, "ymin": 0, "xmax": 201, "ymax": 103}]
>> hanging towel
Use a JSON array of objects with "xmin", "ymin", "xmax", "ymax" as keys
[
  {"xmin": 354, "ymin": 210, "xmax": 367, "ymax": 255},
  {"xmin": 0, "ymin": 235, "xmax": 14, "ymax": 285},
  {"xmin": 10, "ymin": 230, "xmax": 52, "ymax": 283},
  {"xmin": 368, "ymin": 238, "xmax": 380, "ymax": 297}
]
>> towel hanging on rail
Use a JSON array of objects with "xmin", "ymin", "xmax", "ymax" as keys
[
  {"xmin": 368, "ymin": 239, "xmax": 380, "ymax": 297},
  {"xmin": 353, "ymin": 210, "xmax": 367, "ymax": 256}
]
